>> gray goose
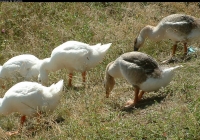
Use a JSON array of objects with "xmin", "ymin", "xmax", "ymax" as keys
[
  {"xmin": 104, "ymin": 51, "xmax": 182, "ymax": 109},
  {"xmin": 133, "ymin": 14, "xmax": 200, "ymax": 63}
]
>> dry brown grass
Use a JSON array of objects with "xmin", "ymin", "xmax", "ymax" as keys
[{"xmin": 0, "ymin": 2, "xmax": 200, "ymax": 139}]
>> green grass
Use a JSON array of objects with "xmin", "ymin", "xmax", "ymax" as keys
[{"xmin": 1, "ymin": 2, "xmax": 200, "ymax": 139}]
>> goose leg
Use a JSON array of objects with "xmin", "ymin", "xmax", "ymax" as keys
[
  {"xmin": 172, "ymin": 44, "xmax": 177, "ymax": 57},
  {"xmin": 6, "ymin": 115, "xmax": 26, "ymax": 136},
  {"xmin": 36, "ymin": 111, "xmax": 42, "ymax": 123},
  {"xmin": 124, "ymin": 87, "xmax": 140, "ymax": 108},
  {"xmin": 161, "ymin": 44, "xmax": 177, "ymax": 64},
  {"xmin": 25, "ymin": 112, "xmax": 42, "ymax": 134},
  {"xmin": 180, "ymin": 43, "xmax": 188, "ymax": 60},
  {"xmin": 68, "ymin": 73, "xmax": 73, "ymax": 87},
  {"xmin": 106, "ymin": 90, "xmax": 110, "ymax": 98},
  {"xmin": 20, "ymin": 115, "xmax": 26, "ymax": 127},
  {"xmin": 183, "ymin": 43, "xmax": 187, "ymax": 56},
  {"xmin": 138, "ymin": 91, "xmax": 145, "ymax": 101},
  {"xmin": 82, "ymin": 71, "xmax": 86, "ymax": 85}
]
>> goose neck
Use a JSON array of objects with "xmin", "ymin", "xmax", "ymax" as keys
[
  {"xmin": 40, "ymin": 58, "xmax": 51, "ymax": 72},
  {"xmin": 139, "ymin": 25, "xmax": 162, "ymax": 41},
  {"xmin": 0, "ymin": 98, "xmax": 3, "ymax": 114}
]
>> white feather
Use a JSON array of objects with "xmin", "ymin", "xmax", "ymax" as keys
[
  {"xmin": 0, "ymin": 79, "xmax": 64, "ymax": 116},
  {"xmin": 38, "ymin": 40, "xmax": 112, "ymax": 86},
  {"xmin": 0, "ymin": 54, "xmax": 42, "ymax": 87}
]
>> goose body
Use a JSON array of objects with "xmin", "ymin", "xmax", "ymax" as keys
[
  {"xmin": 38, "ymin": 40, "xmax": 112, "ymax": 86},
  {"xmin": 0, "ymin": 54, "xmax": 41, "ymax": 88},
  {"xmin": 104, "ymin": 51, "xmax": 182, "ymax": 109},
  {"xmin": 0, "ymin": 79, "xmax": 64, "ymax": 135},
  {"xmin": 133, "ymin": 14, "xmax": 200, "ymax": 62}
]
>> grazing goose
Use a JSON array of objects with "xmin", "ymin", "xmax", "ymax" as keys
[
  {"xmin": 104, "ymin": 51, "xmax": 182, "ymax": 109},
  {"xmin": 0, "ymin": 79, "xmax": 64, "ymax": 136},
  {"xmin": 133, "ymin": 14, "xmax": 200, "ymax": 63},
  {"xmin": 0, "ymin": 54, "xmax": 41, "ymax": 89},
  {"xmin": 38, "ymin": 40, "xmax": 112, "ymax": 86}
]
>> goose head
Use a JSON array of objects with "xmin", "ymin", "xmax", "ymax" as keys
[
  {"xmin": 38, "ymin": 58, "xmax": 51, "ymax": 86},
  {"xmin": 104, "ymin": 61, "xmax": 116, "ymax": 98},
  {"xmin": 38, "ymin": 73, "xmax": 48, "ymax": 86},
  {"xmin": 133, "ymin": 37, "xmax": 140, "ymax": 51},
  {"xmin": 134, "ymin": 26, "xmax": 152, "ymax": 51},
  {"xmin": 133, "ymin": 35, "xmax": 145, "ymax": 51}
]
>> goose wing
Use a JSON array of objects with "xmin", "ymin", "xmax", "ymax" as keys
[
  {"xmin": 118, "ymin": 52, "xmax": 159, "ymax": 86},
  {"xmin": 159, "ymin": 14, "xmax": 197, "ymax": 35},
  {"xmin": 51, "ymin": 47, "xmax": 91, "ymax": 72},
  {"xmin": 119, "ymin": 59, "xmax": 147, "ymax": 86},
  {"xmin": 121, "ymin": 52, "xmax": 159, "ymax": 75}
]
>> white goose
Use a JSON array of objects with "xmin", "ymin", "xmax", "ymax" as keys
[
  {"xmin": 133, "ymin": 14, "xmax": 200, "ymax": 63},
  {"xmin": 0, "ymin": 54, "xmax": 41, "ymax": 89},
  {"xmin": 38, "ymin": 40, "xmax": 112, "ymax": 86},
  {"xmin": 0, "ymin": 79, "xmax": 64, "ymax": 136},
  {"xmin": 104, "ymin": 51, "xmax": 182, "ymax": 109}
]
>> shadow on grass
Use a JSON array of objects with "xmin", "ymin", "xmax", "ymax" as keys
[
  {"xmin": 121, "ymin": 94, "xmax": 167, "ymax": 112},
  {"xmin": 65, "ymin": 85, "xmax": 85, "ymax": 91},
  {"xmin": 160, "ymin": 53, "xmax": 197, "ymax": 65},
  {"xmin": 25, "ymin": 116, "xmax": 65, "ymax": 137}
]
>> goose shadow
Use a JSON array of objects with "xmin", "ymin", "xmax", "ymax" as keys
[
  {"xmin": 121, "ymin": 94, "xmax": 168, "ymax": 112},
  {"xmin": 64, "ymin": 85, "xmax": 85, "ymax": 91},
  {"xmin": 25, "ymin": 116, "xmax": 65, "ymax": 137},
  {"xmin": 160, "ymin": 53, "xmax": 197, "ymax": 64}
]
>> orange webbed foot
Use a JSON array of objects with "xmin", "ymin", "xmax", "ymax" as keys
[
  {"xmin": 125, "ymin": 100, "xmax": 134, "ymax": 107},
  {"xmin": 5, "ymin": 130, "xmax": 20, "ymax": 136},
  {"xmin": 123, "ymin": 100, "xmax": 136, "ymax": 110}
]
